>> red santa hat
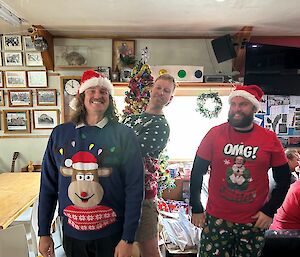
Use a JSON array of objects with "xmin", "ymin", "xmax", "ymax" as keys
[
  {"xmin": 69, "ymin": 70, "xmax": 114, "ymax": 110},
  {"xmin": 79, "ymin": 70, "xmax": 114, "ymax": 95},
  {"xmin": 228, "ymin": 85, "xmax": 264, "ymax": 112},
  {"xmin": 65, "ymin": 151, "xmax": 98, "ymax": 170}
]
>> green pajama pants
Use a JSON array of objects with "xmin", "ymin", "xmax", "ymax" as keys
[{"xmin": 199, "ymin": 214, "xmax": 266, "ymax": 257}]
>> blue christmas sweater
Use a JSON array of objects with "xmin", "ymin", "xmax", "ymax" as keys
[{"xmin": 38, "ymin": 119, "xmax": 144, "ymax": 242}]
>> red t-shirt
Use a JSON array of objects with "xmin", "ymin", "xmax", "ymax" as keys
[
  {"xmin": 270, "ymin": 180, "xmax": 300, "ymax": 229},
  {"xmin": 197, "ymin": 123, "xmax": 287, "ymax": 224}
]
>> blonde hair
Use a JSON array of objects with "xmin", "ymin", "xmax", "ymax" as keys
[
  {"xmin": 285, "ymin": 148, "xmax": 299, "ymax": 160},
  {"xmin": 155, "ymin": 73, "xmax": 177, "ymax": 91}
]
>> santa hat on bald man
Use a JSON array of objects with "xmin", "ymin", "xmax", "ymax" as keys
[
  {"xmin": 228, "ymin": 85, "xmax": 264, "ymax": 112},
  {"xmin": 69, "ymin": 70, "xmax": 114, "ymax": 110}
]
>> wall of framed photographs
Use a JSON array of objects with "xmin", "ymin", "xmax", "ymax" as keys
[
  {"xmin": 0, "ymin": 36, "xmax": 232, "ymax": 172},
  {"xmin": 0, "ymin": 35, "xmax": 60, "ymax": 139}
]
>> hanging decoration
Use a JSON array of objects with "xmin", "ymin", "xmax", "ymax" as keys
[
  {"xmin": 157, "ymin": 150, "xmax": 176, "ymax": 198},
  {"xmin": 196, "ymin": 92, "xmax": 222, "ymax": 119}
]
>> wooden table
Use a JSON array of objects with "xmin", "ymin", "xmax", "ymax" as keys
[{"xmin": 0, "ymin": 172, "xmax": 41, "ymax": 229}]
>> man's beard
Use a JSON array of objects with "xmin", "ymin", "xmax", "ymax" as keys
[{"xmin": 228, "ymin": 112, "xmax": 254, "ymax": 128}]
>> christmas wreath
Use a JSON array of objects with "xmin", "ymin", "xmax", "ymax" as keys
[{"xmin": 196, "ymin": 92, "xmax": 222, "ymax": 119}]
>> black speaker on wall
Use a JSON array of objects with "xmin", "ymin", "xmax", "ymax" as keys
[{"xmin": 211, "ymin": 34, "xmax": 237, "ymax": 63}]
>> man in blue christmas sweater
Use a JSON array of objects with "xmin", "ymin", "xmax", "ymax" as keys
[{"xmin": 38, "ymin": 70, "xmax": 144, "ymax": 257}]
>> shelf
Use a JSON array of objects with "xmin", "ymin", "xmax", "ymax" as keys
[
  {"xmin": 112, "ymin": 82, "xmax": 237, "ymax": 87},
  {"xmin": 55, "ymin": 65, "xmax": 94, "ymax": 70},
  {"xmin": 112, "ymin": 82, "xmax": 237, "ymax": 96}
]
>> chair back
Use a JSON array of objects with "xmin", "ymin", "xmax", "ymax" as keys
[{"xmin": 0, "ymin": 224, "xmax": 29, "ymax": 257}]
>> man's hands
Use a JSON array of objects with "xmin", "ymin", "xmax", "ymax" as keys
[
  {"xmin": 252, "ymin": 211, "xmax": 273, "ymax": 229},
  {"xmin": 191, "ymin": 212, "xmax": 206, "ymax": 228},
  {"xmin": 114, "ymin": 240, "xmax": 133, "ymax": 257},
  {"xmin": 39, "ymin": 235, "xmax": 55, "ymax": 257}
]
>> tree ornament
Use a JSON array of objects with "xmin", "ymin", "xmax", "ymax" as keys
[{"xmin": 196, "ymin": 92, "xmax": 222, "ymax": 119}]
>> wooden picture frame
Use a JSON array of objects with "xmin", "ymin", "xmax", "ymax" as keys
[
  {"xmin": 2, "ymin": 35, "xmax": 22, "ymax": 51},
  {"xmin": 0, "ymin": 71, "xmax": 3, "ymax": 87},
  {"xmin": 25, "ymin": 52, "xmax": 43, "ymax": 66},
  {"xmin": 5, "ymin": 71, "xmax": 27, "ymax": 88},
  {"xmin": 0, "ymin": 90, "xmax": 4, "ymax": 106},
  {"xmin": 4, "ymin": 52, "xmax": 23, "ymax": 66},
  {"xmin": 36, "ymin": 89, "xmax": 57, "ymax": 106},
  {"xmin": 32, "ymin": 109, "xmax": 59, "ymax": 129},
  {"xmin": 23, "ymin": 36, "xmax": 35, "ymax": 51},
  {"xmin": 8, "ymin": 90, "xmax": 33, "ymax": 107},
  {"xmin": 27, "ymin": 71, "xmax": 48, "ymax": 88},
  {"xmin": 3, "ymin": 110, "xmax": 31, "ymax": 134},
  {"xmin": 112, "ymin": 39, "xmax": 135, "ymax": 71},
  {"xmin": 0, "ymin": 52, "xmax": 2, "ymax": 66}
]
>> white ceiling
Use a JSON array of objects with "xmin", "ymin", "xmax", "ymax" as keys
[{"xmin": 1, "ymin": 0, "xmax": 300, "ymax": 38}]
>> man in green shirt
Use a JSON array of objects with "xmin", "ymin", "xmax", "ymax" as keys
[{"xmin": 124, "ymin": 73, "xmax": 176, "ymax": 257}]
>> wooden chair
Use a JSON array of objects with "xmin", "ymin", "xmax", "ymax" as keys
[
  {"xmin": 21, "ymin": 163, "xmax": 42, "ymax": 172},
  {"xmin": 0, "ymin": 224, "xmax": 29, "ymax": 257}
]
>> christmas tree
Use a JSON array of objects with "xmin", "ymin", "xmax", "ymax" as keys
[
  {"xmin": 123, "ymin": 47, "xmax": 176, "ymax": 197},
  {"xmin": 123, "ymin": 48, "xmax": 153, "ymax": 116}
]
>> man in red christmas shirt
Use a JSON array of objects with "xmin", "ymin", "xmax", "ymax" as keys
[{"xmin": 190, "ymin": 85, "xmax": 291, "ymax": 257}]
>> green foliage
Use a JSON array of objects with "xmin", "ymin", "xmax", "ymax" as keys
[
  {"xmin": 157, "ymin": 150, "xmax": 176, "ymax": 198},
  {"xmin": 196, "ymin": 92, "xmax": 222, "ymax": 119}
]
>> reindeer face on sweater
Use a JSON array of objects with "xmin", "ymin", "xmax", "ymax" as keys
[
  {"xmin": 61, "ymin": 167, "xmax": 111, "ymax": 208},
  {"xmin": 59, "ymin": 150, "xmax": 116, "ymax": 231}
]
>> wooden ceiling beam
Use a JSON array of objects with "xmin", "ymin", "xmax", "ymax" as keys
[
  {"xmin": 232, "ymin": 26, "xmax": 253, "ymax": 75},
  {"xmin": 31, "ymin": 25, "xmax": 54, "ymax": 71}
]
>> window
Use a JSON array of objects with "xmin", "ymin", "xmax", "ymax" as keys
[{"xmin": 115, "ymin": 95, "xmax": 229, "ymax": 160}]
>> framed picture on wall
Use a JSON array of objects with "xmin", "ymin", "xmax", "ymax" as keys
[
  {"xmin": 25, "ymin": 52, "xmax": 43, "ymax": 66},
  {"xmin": 33, "ymin": 109, "xmax": 59, "ymax": 129},
  {"xmin": 0, "ymin": 90, "xmax": 4, "ymax": 106},
  {"xmin": 112, "ymin": 39, "xmax": 135, "ymax": 71},
  {"xmin": 2, "ymin": 35, "xmax": 22, "ymax": 51},
  {"xmin": 36, "ymin": 89, "xmax": 57, "ymax": 106},
  {"xmin": 8, "ymin": 90, "xmax": 33, "ymax": 107},
  {"xmin": 27, "ymin": 71, "xmax": 47, "ymax": 88},
  {"xmin": 4, "ymin": 52, "xmax": 23, "ymax": 66},
  {"xmin": 0, "ymin": 52, "xmax": 2, "ymax": 66},
  {"xmin": 5, "ymin": 71, "xmax": 27, "ymax": 88},
  {"xmin": 23, "ymin": 36, "xmax": 35, "ymax": 51},
  {"xmin": 3, "ymin": 110, "xmax": 31, "ymax": 134}
]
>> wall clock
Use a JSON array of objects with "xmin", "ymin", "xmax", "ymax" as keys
[{"xmin": 60, "ymin": 76, "xmax": 81, "ymax": 123}]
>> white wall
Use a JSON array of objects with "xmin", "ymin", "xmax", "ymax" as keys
[{"xmin": 0, "ymin": 38, "xmax": 232, "ymax": 172}]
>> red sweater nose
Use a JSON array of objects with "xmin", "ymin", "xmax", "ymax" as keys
[{"xmin": 81, "ymin": 192, "xmax": 87, "ymax": 197}]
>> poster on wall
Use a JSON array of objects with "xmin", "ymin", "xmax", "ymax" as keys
[{"xmin": 255, "ymin": 94, "xmax": 300, "ymax": 148}]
